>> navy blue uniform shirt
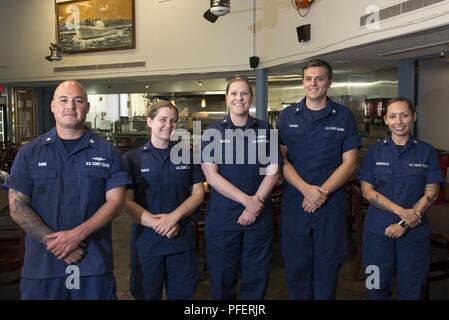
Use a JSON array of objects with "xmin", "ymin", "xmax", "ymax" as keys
[
  {"xmin": 359, "ymin": 136, "xmax": 445, "ymax": 238},
  {"xmin": 123, "ymin": 141, "xmax": 204, "ymax": 256},
  {"xmin": 3, "ymin": 128, "xmax": 130, "ymax": 278},
  {"xmin": 201, "ymin": 115, "xmax": 281, "ymax": 230},
  {"xmin": 278, "ymin": 98, "xmax": 361, "ymax": 215}
]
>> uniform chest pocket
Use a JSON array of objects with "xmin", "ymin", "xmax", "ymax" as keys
[
  {"xmin": 408, "ymin": 167, "xmax": 427, "ymax": 184},
  {"xmin": 139, "ymin": 172, "xmax": 160, "ymax": 190},
  {"xmin": 30, "ymin": 167, "xmax": 58, "ymax": 179},
  {"xmin": 282, "ymin": 127, "xmax": 305, "ymax": 146},
  {"xmin": 30, "ymin": 167, "xmax": 57, "ymax": 195},
  {"xmin": 373, "ymin": 167, "xmax": 393, "ymax": 175},
  {"xmin": 373, "ymin": 167, "xmax": 393, "ymax": 188},
  {"xmin": 408, "ymin": 167, "xmax": 427, "ymax": 176},
  {"xmin": 85, "ymin": 168, "xmax": 109, "ymax": 190},
  {"xmin": 321, "ymin": 129, "xmax": 345, "ymax": 141},
  {"xmin": 85, "ymin": 168, "xmax": 109, "ymax": 179},
  {"xmin": 135, "ymin": 174, "xmax": 151, "ymax": 193},
  {"xmin": 286, "ymin": 127, "xmax": 305, "ymax": 137}
]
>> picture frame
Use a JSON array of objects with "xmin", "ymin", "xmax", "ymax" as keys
[
  {"xmin": 55, "ymin": 0, "xmax": 135, "ymax": 54},
  {"xmin": 0, "ymin": 96, "xmax": 6, "ymax": 105}
]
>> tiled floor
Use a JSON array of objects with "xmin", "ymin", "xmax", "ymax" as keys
[{"xmin": 112, "ymin": 210, "xmax": 449, "ymax": 300}]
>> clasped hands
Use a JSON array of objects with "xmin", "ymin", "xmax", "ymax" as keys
[
  {"xmin": 44, "ymin": 229, "xmax": 85, "ymax": 265},
  {"xmin": 302, "ymin": 185, "xmax": 329, "ymax": 213},
  {"xmin": 144, "ymin": 213, "xmax": 180, "ymax": 239},
  {"xmin": 385, "ymin": 208, "xmax": 422, "ymax": 239},
  {"xmin": 238, "ymin": 195, "xmax": 265, "ymax": 226}
]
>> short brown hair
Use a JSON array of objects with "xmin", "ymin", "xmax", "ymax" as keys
[
  {"xmin": 225, "ymin": 76, "xmax": 253, "ymax": 96},
  {"xmin": 147, "ymin": 100, "xmax": 178, "ymax": 120},
  {"xmin": 303, "ymin": 59, "xmax": 333, "ymax": 80}
]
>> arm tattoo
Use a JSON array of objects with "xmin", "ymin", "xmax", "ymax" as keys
[
  {"xmin": 9, "ymin": 189, "xmax": 53, "ymax": 244},
  {"xmin": 412, "ymin": 183, "xmax": 439, "ymax": 215},
  {"xmin": 368, "ymin": 194, "xmax": 391, "ymax": 212},
  {"xmin": 425, "ymin": 184, "xmax": 439, "ymax": 202}
]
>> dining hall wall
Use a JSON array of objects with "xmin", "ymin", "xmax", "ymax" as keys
[
  {"xmin": 1, "ymin": 0, "xmax": 449, "ymax": 84},
  {"xmin": 0, "ymin": 0, "xmax": 255, "ymax": 83},
  {"xmin": 258, "ymin": 0, "xmax": 449, "ymax": 68}
]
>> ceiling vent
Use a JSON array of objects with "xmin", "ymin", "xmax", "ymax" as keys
[
  {"xmin": 360, "ymin": 0, "xmax": 446, "ymax": 27},
  {"xmin": 54, "ymin": 61, "xmax": 146, "ymax": 73}
]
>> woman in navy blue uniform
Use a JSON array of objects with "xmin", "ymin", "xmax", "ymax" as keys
[
  {"xmin": 201, "ymin": 76, "xmax": 280, "ymax": 299},
  {"xmin": 359, "ymin": 97, "xmax": 444, "ymax": 299},
  {"xmin": 123, "ymin": 100, "xmax": 205, "ymax": 300}
]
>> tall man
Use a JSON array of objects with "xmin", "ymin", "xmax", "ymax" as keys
[
  {"xmin": 4, "ymin": 80, "xmax": 130, "ymax": 299},
  {"xmin": 278, "ymin": 59, "xmax": 361, "ymax": 299}
]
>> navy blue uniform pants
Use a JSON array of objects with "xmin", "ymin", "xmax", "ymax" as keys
[
  {"xmin": 281, "ymin": 212, "xmax": 347, "ymax": 299},
  {"xmin": 363, "ymin": 230, "xmax": 430, "ymax": 300},
  {"xmin": 21, "ymin": 274, "xmax": 117, "ymax": 300},
  {"xmin": 205, "ymin": 225, "xmax": 273, "ymax": 300},
  {"xmin": 133, "ymin": 248, "xmax": 199, "ymax": 300}
]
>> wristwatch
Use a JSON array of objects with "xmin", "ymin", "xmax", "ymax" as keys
[{"xmin": 398, "ymin": 220, "xmax": 410, "ymax": 231}]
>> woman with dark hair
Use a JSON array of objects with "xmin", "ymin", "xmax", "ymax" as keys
[
  {"xmin": 201, "ymin": 76, "xmax": 280, "ymax": 299},
  {"xmin": 359, "ymin": 97, "xmax": 444, "ymax": 299},
  {"xmin": 123, "ymin": 100, "xmax": 204, "ymax": 299}
]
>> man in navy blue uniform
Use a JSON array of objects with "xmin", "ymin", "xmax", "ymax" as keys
[
  {"xmin": 4, "ymin": 80, "xmax": 129, "ymax": 299},
  {"xmin": 359, "ymin": 97, "xmax": 444, "ymax": 299},
  {"xmin": 278, "ymin": 59, "xmax": 361, "ymax": 299},
  {"xmin": 201, "ymin": 76, "xmax": 280, "ymax": 300}
]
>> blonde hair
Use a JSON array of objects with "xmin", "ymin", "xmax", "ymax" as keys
[{"xmin": 225, "ymin": 76, "xmax": 253, "ymax": 96}]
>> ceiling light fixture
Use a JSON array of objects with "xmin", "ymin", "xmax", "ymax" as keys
[
  {"xmin": 201, "ymin": 92, "xmax": 206, "ymax": 108},
  {"xmin": 432, "ymin": 43, "xmax": 449, "ymax": 62},
  {"xmin": 198, "ymin": 81, "xmax": 203, "ymax": 86},
  {"xmin": 170, "ymin": 92, "xmax": 176, "ymax": 106}
]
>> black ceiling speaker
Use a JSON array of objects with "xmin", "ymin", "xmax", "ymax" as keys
[
  {"xmin": 296, "ymin": 24, "xmax": 311, "ymax": 42},
  {"xmin": 203, "ymin": 0, "xmax": 230, "ymax": 23},
  {"xmin": 249, "ymin": 56, "xmax": 259, "ymax": 69}
]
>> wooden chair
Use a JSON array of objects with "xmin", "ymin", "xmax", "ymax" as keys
[
  {"xmin": 425, "ymin": 185, "xmax": 449, "ymax": 299},
  {"xmin": 192, "ymin": 191, "xmax": 209, "ymax": 253},
  {"xmin": 0, "ymin": 218, "xmax": 24, "ymax": 299},
  {"xmin": 0, "ymin": 142, "xmax": 19, "ymax": 173},
  {"xmin": 351, "ymin": 181, "xmax": 369, "ymax": 280},
  {"xmin": 346, "ymin": 180, "xmax": 355, "ymax": 260}
]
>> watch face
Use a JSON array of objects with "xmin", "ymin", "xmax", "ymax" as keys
[{"xmin": 399, "ymin": 220, "xmax": 408, "ymax": 229}]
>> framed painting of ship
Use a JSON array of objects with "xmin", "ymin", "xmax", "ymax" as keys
[{"xmin": 55, "ymin": 0, "xmax": 135, "ymax": 54}]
